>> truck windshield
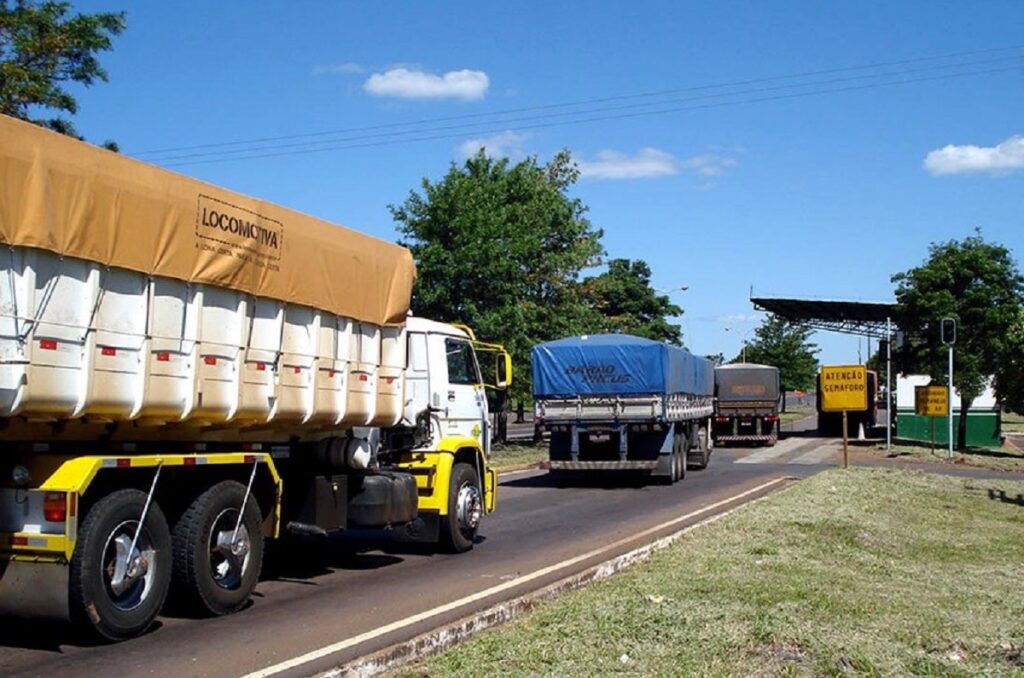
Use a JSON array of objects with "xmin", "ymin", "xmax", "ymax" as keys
[{"xmin": 445, "ymin": 338, "xmax": 481, "ymax": 385}]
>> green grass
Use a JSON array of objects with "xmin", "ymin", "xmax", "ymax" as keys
[
  {"xmin": 1004, "ymin": 411, "xmax": 1024, "ymax": 434},
  {"xmin": 404, "ymin": 468, "xmax": 1024, "ymax": 676},
  {"xmin": 876, "ymin": 440, "xmax": 1024, "ymax": 473},
  {"xmin": 490, "ymin": 440, "xmax": 548, "ymax": 470}
]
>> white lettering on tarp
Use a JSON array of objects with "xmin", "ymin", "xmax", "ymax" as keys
[{"xmin": 564, "ymin": 365, "xmax": 631, "ymax": 384}]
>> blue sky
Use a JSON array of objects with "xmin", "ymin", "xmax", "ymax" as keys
[{"xmin": 67, "ymin": 1, "xmax": 1023, "ymax": 364}]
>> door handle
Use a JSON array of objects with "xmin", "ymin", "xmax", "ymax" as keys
[{"xmin": 448, "ymin": 390, "xmax": 456, "ymax": 402}]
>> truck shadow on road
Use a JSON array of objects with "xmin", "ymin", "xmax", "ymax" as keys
[
  {"xmin": 0, "ymin": 618, "xmax": 163, "ymax": 652},
  {"xmin": 503, "ymin": 471, "xmax": 668, "ymax": 490}
]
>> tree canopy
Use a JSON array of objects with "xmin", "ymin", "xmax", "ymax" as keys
[
  {"xmin": 391, "ymin": 149, "xmax": 604, "ymax": 401},
  {"xmin": 582, "ymin": 258, "xmax": 682, "ymax": 345},
  {"xmin": 739, "ymin": 314, "xmax": 820, "ymax": 393},
  {"xmin": 0, "ymin": 0, "xmax": 124, "ymax": 146},
  {"xmin": 893, "ymin": 232, "xmax": 1024, "ymax": 447}
]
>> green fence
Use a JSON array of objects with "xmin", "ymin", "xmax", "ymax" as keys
[{"xmin": 895, "ymin": 409, "xmax": 1002, "ymax": 447}]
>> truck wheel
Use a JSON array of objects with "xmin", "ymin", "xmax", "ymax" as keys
[
  {"xmin": 171, "ymin": 481, "xmax": 264, "ymax": 616},
  {"xmin": 441, "ymin": 463, "xmax": 482, "ymax": 553},
  {"xmin": 677, "ymin": 431, "xmax": 689, "ymax": 481},
  {"xmin": 69, "ymin": 489, "xmax": 172, "ymax": 640}
]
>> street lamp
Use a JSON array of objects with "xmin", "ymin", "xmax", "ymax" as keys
[{"xmin": 724, "ymin": 326, "xmax": 755, "ymax": 363}]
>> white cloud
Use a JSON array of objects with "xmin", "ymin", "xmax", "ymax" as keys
[
  {"xmin": 716, "ymin": 314, "xmax": 761, "ymax": 323},
  {"xmin": 363, "ymin": 68, "xmax": 489, "ymax": 101},
  {"xmin": 458, "ymin": 131, "xmax": 529, "ymax": 159},
  {"xmin": 924, "ymin": 134, "xmax": 1024, "ymax": 176},
  {"xmin": 312, "ymin": 62, "xmax": 365, "ymax": 75},
  {"xmin": 577, "ymin": 148, "xmax": 680, "ymax": 180},
  {"xmin": 682, "ymin": 153, "xmax": 738, "ymax": 177}
]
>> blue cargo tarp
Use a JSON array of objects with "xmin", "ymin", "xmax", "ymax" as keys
[{"xmin": 532, "ymin": 334, "xmax": 714, "ymax": 398}]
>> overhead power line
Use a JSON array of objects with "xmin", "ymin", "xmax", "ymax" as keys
[
  {"xmin": 135, "ymin": 44, "xmax": 1022, "ymax": 159},
  {"xmin": 137, "ymin": 45, "xmax": 1022, "ymax": 167}
]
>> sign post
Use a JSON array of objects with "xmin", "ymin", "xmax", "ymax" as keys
[
  {"xmin": 915, "ymin": 385, "xmax": 949, "ymax": 456},
  {"xmin": 820, "ymin": 365, "xmax": 869, "ymax": 468},
  {"xmin": 941, "ymin": 318, "xmax": 956, "ymax": 460}
]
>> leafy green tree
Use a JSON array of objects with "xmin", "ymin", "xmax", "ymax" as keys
[
  {"xmin": 582, "ymin": 258, "xmax": 682, "ymax": 344},
  {"xmin": 994, "ymin": 308, "xmax": 1024, "ymax": 415},
  {"xmin": 704, "ymin": 352, "xmax": 726, "ymax": 366},
  {"xmin": 892, "ymin": 232, "xmax": 1024, "ymax": 448},
  {"xmin": 391, "ymin": 149, "xmax": 604, "ymax": 402},
  {"xmin": 740, "ymin": 314, "xmax": 820, "ymax": 396},
  {"xmin": 0, "ymin": 1, "xmax": 125, "ymax": 147}
]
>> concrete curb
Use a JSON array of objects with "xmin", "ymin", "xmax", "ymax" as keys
[{"xmin": 322, "ymin": 477, "xmax": 800, "ymax": 678}]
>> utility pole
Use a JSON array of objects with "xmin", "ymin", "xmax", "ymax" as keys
[
  {"xmin": 941, "ymin": 318, "xmax": 956, "ymax": 459},
  {"xmin": 886, "ymin": 317, "xmax": 892, "ymax": 451}
]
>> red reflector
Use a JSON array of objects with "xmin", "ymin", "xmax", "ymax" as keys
[
  {"xmin": 204, "ymin": 356, "xmax": 217, "ymax": 366},
  {"xmin": 256, "ymin": 363, "xmax": 266, "ymax": 371},
  {"xmin": 244, "ymin": 455, "xmax": 258, "ymax": 464},
  {"xmin": 39, "ymin": 339, "xmax": 57, "ymax": 350},
  {"xmin": 294, "ymin": 366, "xmax": 302, "ymax": 374},
  {"xmin": 116, "ymin": 458, "xmax": 131, "ymax": 468},
  {"xmin": 328, "ymin": 370, "xmax": 336, "ymax": 378},
  {"xmin": 156, "ymin": 352, "xmax": 170, "ymax": 362},
  {"xmin": 44, "ymin": 492, "xmax": 66, "ymax": 523},
  {"xmin": 359, "ymin": 374, "xmax": 368, "ymax": 382},
  {"xmin": 101, "ymin": 346, "xmax": 117, "ymax": 356},
  {"xmin": 11, "ymin": 536, "xmax": 28, "ymax": 546},
  {"xmin": 386, "ymin": 377, "xmax": 395, "ymax": 384},
  {"xmin": 184, "ymin": 457, "xmax": 197, "ymax": 466}
]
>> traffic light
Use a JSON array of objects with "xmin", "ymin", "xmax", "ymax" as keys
[{"xmin": 940, "ymin": 317, "xmax": 956, "ymax": 345}]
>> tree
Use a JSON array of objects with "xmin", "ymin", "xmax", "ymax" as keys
[
  {"xmin": 892, "ymin": 232, "xmax": 1024, "ymax": 448},
  {"xmin": 0, "ymin": 1, "xmax": 125, "ymax": 147},
  {"xmin": 391, "ymin": 149, "xmax": 604, "ymax": 402},
  {"xmin": 704, "ymin": 352, "xmax": 726, "ymax": 366},
  {"xmin": 740, "ymin": 314, "xmax": 820, "ymax": 396},
  {"xmin": 581, "ymin": 258, "xmax": 682, "ymax": 344},
  {"xmin": 994, "ymin": 308, "xmax": 1024, "ymax": 415}
]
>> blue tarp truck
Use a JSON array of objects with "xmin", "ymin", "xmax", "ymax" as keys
[{"xmin": 532, "ymin": 334, "xmax": 715, "ymax": 483}]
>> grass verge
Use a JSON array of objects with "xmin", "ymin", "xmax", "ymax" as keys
[
  {"xmin": 490, "ymin": 440, "xmax": 548, "ymax": 470},
  {"xmin": 876, "ymin": 440, "xmax": 1024, "ymax": 473},
  {"xmin": 1004, "ymin": 411, "xmax": 1024, "ymax": 434},
  {"xmin": 404, "ymin": 468, "xmax": 1024, "ymax": 676}
]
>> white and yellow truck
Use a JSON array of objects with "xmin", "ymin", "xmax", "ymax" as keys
[{"xmin": 0, "ymin": 115, "xmax": 510, "ymax": 639}]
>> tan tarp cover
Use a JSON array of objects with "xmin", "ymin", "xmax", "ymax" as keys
[{"xmin": 0, "ymin": 114, "xmax": 415, "ymax": 326}]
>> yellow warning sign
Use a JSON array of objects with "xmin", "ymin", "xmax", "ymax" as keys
[
  {"xmin": 819, "ymin": 365, "xmax": 868, "ymax": 412},
  {"xmin": 914, "ymin": 385, "xmax": 948, "ymax": 417}
]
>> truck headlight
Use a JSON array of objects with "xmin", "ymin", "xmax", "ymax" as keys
[{"xmin": 11, "ymin": 465, "xmax": 31, "ymax": 488}]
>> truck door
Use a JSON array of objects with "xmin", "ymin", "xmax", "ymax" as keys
[{"xmin": 434, "ymin": 335, "xmax": 488, "ymax": 450}]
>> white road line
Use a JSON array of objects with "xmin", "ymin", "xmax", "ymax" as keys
[
  {"xmin": 735, "ymin": 445, "xmax": 793, "ymax": 464},
  {"xmin": 790, "ymin": 446, "xmax": 838, "ymax": 465},
  {"xmin": 242, "ymin": 476, "xmax": 791, "ymax": 678}
]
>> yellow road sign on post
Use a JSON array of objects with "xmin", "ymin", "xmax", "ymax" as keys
[
  {"xmin": 914, "ymin": 385, "xmax": 948, "ymax": 417},
  {"xmin": 819, "ymin": 365, "xmax": 868, "ymax": 412}
]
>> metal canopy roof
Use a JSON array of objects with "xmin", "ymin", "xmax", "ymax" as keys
[{"xmin": 750, "ymin": 297, "xmax": 896, "ymax": 338}]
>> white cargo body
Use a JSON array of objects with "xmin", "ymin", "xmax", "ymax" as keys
[{"xmin": 0, "ymin": 246, "xmax": 405, "ymax": 429}]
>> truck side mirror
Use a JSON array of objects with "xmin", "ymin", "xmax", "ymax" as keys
[{"xmin": 495, "ymin": 352, "xmax": 512, "ymax": 389}]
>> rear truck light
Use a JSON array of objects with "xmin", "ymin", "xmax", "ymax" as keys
[
  {"xmin": 101, "ymin": 346, "xmax": 117, "ymax": 356},
  {"xmin": 256, "ymin": 362, "xmax": 266, "ymax": 371},
  {"xmin": 39, "ymin": 338, "xmax": 57, "ymax": 350},
  {"xmin": 44, "ymin": 492, "xmax": 67, "ymax": 523},
  {"xmin": 204, "ymin": 356, "xmax": 217, "ymax": 365},
  {"xmin": 715, "ymin": 416, "xmax": 729, "ymax": 423},
  {"xmin": 156, "ymin": 351, "xmax": 171, "ymax": 362}
]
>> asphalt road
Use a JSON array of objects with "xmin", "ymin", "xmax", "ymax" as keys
[{"xmin": 0, "ymin": 430, "xmax": 874, "ymax": 677}]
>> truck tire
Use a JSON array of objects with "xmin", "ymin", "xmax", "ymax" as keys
[
  {"xmin": 677, "ymin": 430, "xmax": 688, "ymax": 482},
  {"xmin": 69, "ymin": 489, "xmax": 172, "ymax": 640},
  {"xmin": 441, "ymin": 463, "xmax": 482, "ymax": 553},
  {"xmin": 171, "ymin": 481, "xmax": 264, "ymax": 617}
]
